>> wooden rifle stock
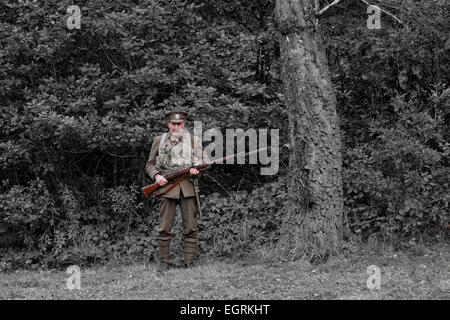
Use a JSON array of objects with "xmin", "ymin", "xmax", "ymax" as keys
[
  {"xmin": 141, "ymin": 164, "xmax": 210, "ymax": 198},
  {"xmin": 141, "ymin": 183, "xmax": 161, "ymax": 199}
]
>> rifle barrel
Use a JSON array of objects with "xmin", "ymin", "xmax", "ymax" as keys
[
  {"xmin": 141, "ymin": 146, "xmax": 269, "ymax": 198},
  {"xmin": 207, "ymin": 146, "xmax": 269, "ymax": 165}
]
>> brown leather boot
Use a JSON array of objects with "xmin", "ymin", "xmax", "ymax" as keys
[
  {"xmin": 158, "ymin": 239, "xmax": 171, "ymax": 264},
  {"xmin": 183, "ymin": 240, "xmax": 197, "ymax": 266}
]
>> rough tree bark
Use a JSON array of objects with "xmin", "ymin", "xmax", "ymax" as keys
[{"xmin": 275, "ymin": 0, "xmax": 343, "ymax": 261}]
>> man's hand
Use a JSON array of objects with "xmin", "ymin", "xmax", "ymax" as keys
[
  {"xmin": 154, "ymin": 174, "xmax": 168, "ymax": 186},
  {"xmin": 190, "ymin": 167, "xmax": 200, "ymax": 176}
]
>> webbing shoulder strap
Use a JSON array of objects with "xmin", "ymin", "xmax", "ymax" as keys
[{"xmin": 158, "ymin": 133, "xmax": 167, "ymax": 154}]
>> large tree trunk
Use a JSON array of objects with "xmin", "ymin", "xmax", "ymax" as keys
[{"xmin": 275, "ymin": 0, "xmax": 343, "ymax": 261}]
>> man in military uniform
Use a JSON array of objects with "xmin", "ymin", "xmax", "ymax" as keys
[{"xmin": 146, "ymin": 110, "xmax": 206, "ymax": 271}]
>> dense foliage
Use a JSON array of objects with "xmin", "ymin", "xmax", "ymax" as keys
[{"xmin": 0, "ymin": 0, "xmax": 448, "ymax": 269}]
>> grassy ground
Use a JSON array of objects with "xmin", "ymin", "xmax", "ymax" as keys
[{"xmin": 0, "ymin": 242, "xmax": 448, "ymax": 300}]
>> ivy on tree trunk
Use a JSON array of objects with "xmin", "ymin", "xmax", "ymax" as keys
[{"xmin": 275, "ymin": 0, "xmax": 343, "ymax": 261}]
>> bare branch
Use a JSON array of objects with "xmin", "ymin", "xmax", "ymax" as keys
[
  {"xmin": 359, "ymin": 0, "xmax": 403, "ymax": 24},
  {"xmin": 315, "ymin": 0, "xmax": 403, "ymax": 25},
  {"xmin": 316, "ymin": 0, "xmax": 343, "ymax": 16}
]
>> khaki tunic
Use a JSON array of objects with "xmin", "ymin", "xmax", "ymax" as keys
[{"xmin": 145, "ymin": 133, "xmax": 205, "ymax": 199}]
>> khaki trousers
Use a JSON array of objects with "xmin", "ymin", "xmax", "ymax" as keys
[{"xmin": 157, "ymin": 194, "xmax": 198, "ymax": 264}]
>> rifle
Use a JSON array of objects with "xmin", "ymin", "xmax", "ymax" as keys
[
  {"xmin": 141, "ymin": 165, "xmax": 209, "ymax": 198},
  {"xmin": 141, "ymin": 147, "xmax": 268, "ymax": 199}
]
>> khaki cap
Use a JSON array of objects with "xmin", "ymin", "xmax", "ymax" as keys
[{"xmin": 167, "ymin": 110, "xmax": 188, "ymax": 123}]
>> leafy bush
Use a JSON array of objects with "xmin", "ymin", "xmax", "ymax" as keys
[
  {"xmin": 0, "ymin": 179, "xmax": 56, "ymax": 248},
  {"xmin": 344, "ymin": 95, "xmax": 449, "ymax": 239},
  {"xmin": 200, "ymin": 179, "xmax": 288, "ymax": 257}
]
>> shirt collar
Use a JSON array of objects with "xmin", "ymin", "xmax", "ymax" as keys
[{"xmin": 168, "ymin": 132, "xmax": 183, "ymax": 142}]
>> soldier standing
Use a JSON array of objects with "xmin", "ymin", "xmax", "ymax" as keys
[{"xmin": 146, "ymin": 110, "xmax": 206, "ymax": 271}]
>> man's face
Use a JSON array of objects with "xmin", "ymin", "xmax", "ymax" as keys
[{"xmin": 168, "ymin": 121, "xmax": 186, "ymax": 136}]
